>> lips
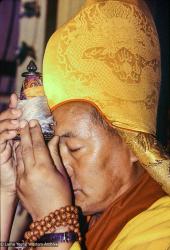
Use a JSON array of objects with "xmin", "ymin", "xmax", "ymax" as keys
[
  {"xmin": 73, "ymin": 184, "xmax": 83, "ymax": 195},
  {"xmin": 73, "ymin": 188, "xmax": 82, "ymax": 195},
  {"xmin": 73, "ymin": 188, "xmax": 81, "ymax": 192},
  {"xmin": 73, "ymin": 184, "xmax": 81, "ymax": 191}
]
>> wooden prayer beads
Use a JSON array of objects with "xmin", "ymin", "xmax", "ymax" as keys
[{"xmin": 24, "ymin": 205, "xmax": 82, "ymax": 246}]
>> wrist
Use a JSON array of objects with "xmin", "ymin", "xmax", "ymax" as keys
[
  {"xmin": 32, "ymin": 202, "xmax": 72, "ymax": 222},
  {"xmin": 1, "ymin": 190, "xmax": 18, "ymax": 203},
  {"xmin": 24, "ymin": 205, "xmax": 81, "ymax": 244},
  {"xmin": 0, "ymin": 191, "xmax": 18, "ymax": 244}
]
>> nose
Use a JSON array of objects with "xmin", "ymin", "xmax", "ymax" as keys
[{"xmin": 59, "ymin": 143, "xmax": 75, "ymax": 179}]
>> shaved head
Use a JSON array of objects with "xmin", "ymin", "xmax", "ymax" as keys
[{"xmin": 53, "ymin": 101, "xmax": 116, "ymax": 135}]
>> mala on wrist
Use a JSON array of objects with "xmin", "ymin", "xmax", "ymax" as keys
[{"xmin": 24, "ymin": 205, "xmax": 81, "ymax": 245}]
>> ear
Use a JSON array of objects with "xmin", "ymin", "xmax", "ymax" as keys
[{"xmin": 129, "ymin": 149, "xmax": 138, "ymax": 163}]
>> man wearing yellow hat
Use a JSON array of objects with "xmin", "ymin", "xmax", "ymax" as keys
[{"xmin": 1, "ymin": 0, "xmax": 170, "ymax": 249}]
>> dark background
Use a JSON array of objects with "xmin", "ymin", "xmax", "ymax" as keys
[{"xmin": 145, "ymin": 0, "xmax": 170, "ymax": 148}]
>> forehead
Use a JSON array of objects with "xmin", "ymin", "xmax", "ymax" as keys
[{"xmin": 52, "ymin": 102, "xmax": 94, "ymax": 137}]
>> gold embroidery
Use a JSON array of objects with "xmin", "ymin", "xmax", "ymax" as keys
[
  {"xmin": 55, "ymin": 1, "xmax": 159, "ymax": 87},
  {"xmin": 117, "ymin": 129, "xmax": 170, "ymax": 193},
  {"xmin": 83, "ymin": 47, "xmax": 160, "ymax": 84}
]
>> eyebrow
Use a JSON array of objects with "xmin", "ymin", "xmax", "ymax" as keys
[{"xmin": 60, "ymin": 131, "xmax": 77, "ymax": 138}]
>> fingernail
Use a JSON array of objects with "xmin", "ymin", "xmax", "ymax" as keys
[
  {"xmin": 14, "ymin": 141, "xmax": 20, "ymax": 147},
  {"xmin": 12, "ymin": 109, "xmax": 21, "ymax": 115},
  {"xmin": 29, "ymin": 120, "xmax": 38, "ymax": 128},
  {"xmin": 20, "ymin": 120, "xmax": 27, "ymax": 128}
]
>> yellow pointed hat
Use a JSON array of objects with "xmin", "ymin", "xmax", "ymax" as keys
[{"xmin": 43, "ymin": 0, "xmax": 170, "ymax": 193}]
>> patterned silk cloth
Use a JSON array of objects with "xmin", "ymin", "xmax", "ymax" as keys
[{"xmin": 43, "ymin": 0, "xmax": 170, "ymax": 194}]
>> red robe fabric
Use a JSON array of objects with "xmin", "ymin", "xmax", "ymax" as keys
[{"xmin": 85, "ymin": 171, "xmax": 165, "ymax": 250}]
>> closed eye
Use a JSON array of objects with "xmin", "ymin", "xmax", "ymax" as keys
[{"xmin": 69, "ymin": 147, "xmax": 81, "ymax": 153}]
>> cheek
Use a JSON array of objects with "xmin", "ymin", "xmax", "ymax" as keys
[
  {"xmin": 75, "ymin": 155, "xmax": 113, "ymax": 195},
  {"xmin": 63, "ymin": 142, "xmax": 112, "ymax": 191},
  {"xmin": 75, "ymin": 169, "xmax": 115, "ymax": 214},
  {"xmin": 77, "ymin": 149, "xmax": 118, "ymax": 196}
]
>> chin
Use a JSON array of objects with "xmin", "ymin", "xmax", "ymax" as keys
[{"xmin": 75, "ymin": 199, "xmax": 98, "ymax": 216}]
